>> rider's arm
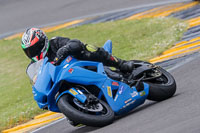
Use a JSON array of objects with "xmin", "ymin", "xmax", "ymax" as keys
[
  {"xmin": 56, "ymin": 39, "xmax": 85, "ymax": 60},
  {"xmin": 49, "ymin": 37, "xmax": 70, "ymax": 53}
]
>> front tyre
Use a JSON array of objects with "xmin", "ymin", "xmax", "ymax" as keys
[
  {"xmin": 57, "ymin": 94, "xmax": 114, "ymax": 127},
  {"xmin": 147, "ymin": 67, "xmax": 176, "ymax": 101}
]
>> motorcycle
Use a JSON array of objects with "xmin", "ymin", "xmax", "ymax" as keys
[{"xmin": 27, "ymin": 40, "xmax": 176, "ymax": 127}]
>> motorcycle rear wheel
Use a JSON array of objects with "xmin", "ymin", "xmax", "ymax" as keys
[
  {"xmin": 57, "ymin": 94, "xmax": 114, "ymax": 127},
  {"xmin": 147, "ymin": 67, "xmax": 176, "ymax": 101}
]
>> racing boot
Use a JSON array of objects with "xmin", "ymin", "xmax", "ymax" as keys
[{"xmin": 104, "ymin": 53, "xmax": 134, "ymax": 73}]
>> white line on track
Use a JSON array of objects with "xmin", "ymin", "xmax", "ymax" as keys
[{"xmin": 31, "ymin": 118, "xmax": 66, "ymax": 133}]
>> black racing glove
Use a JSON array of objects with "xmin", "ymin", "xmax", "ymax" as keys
[
  {"xmin": 54, "ymin": 46, "xmax": 70, "ymax": 65},
  {"xmin": 53, "ymin": 56, "xmax": 64, "ymax": 65}
]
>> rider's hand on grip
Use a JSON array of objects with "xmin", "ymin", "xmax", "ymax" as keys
[{"xmin": 53, "ymin": 56, "xmax": 63, "ymax": 65}]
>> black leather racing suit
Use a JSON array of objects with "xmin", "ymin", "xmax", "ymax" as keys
[
  {"xmin": 44, "ymin": 37, "xmax": 135, "ymax": 73},
  {"xmin": 46, "ymin": 37, "xmax": 133, "ymax": 72}
]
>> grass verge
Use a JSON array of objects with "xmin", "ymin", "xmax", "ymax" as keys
[{"xmin": 0, "ymin": 17, "xmax": 187, "ymax": 131}]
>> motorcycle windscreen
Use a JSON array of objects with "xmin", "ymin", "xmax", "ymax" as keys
[{"xmin": 26, "ymin": 59, "xmax": 44, "ymax": 85}]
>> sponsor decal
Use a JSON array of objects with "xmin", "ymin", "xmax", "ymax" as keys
[
  {"xmin": 68, "ymin": 68, "xmax": 74, "ymax": 74},
  {"xmin": 63, "ymin": 64, "xmax": 69, "ymax": 69},
  {"xmin": 66, "ymin": 56, "xmax": 72, "ymax": 63},
  {"xmin": 140, "ymin": 91, "xmax": 146, "ymax": 96},
  {"xmin": 114, "ymin": 94, "xmax": 119, "ymax": 101},
  {"xmin": 119, "ymin": 85, "xmax": 125, "ymax": 94},
  {"xmin": 107, "ymin": 86, "xmax": 112, "ymax": 98},
  {"xmin": 77, "ymin": 89, "xmax": 83, "ymax": 94},
  {"xmin": 69, "ymin": 89, "xmax": 78, "ymax": 96},
  {"xmin": 112, "ymin": 81, "xmax": 119, "ymax": 86},
  {"xmin": 130, "ymin": 91, "xmax": 138, "ymax": 98},
  {"xmin": 125, "ymin": 98, "xmax": 132, "ymax": 104},
  {"xmin": 121, "ymin": 100, "xmax": 136, "ymax": 110}
]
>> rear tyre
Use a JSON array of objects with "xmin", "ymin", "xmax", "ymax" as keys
[
  {"xmin": 147, "ymin": 67, "xmax": 176, "ymax": 101},
  {"xmin": 57, "ymin": 94, "xmax": 114, "ymax": 127}
]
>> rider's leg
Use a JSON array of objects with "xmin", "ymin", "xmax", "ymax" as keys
[
  {"xmin": 58, "ymin": 40, "xmax": 134, "ymax": 73},
  {"xmin": 84, "ymin": 44, "xmax": 134, "ymax": 73}
]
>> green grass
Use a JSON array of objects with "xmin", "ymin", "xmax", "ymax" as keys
[{"xmin": 0, "ymin": 17, "xmax": 187, "ymax": 131}]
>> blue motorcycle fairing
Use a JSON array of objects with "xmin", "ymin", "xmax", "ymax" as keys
[
  {"xmin": 99, "ymin": 79, "xmax": 149, "ymax": 114},
  {"xmin": 58, "ymin": 61, "xmax": 107, "ymax": 86},
  {"xmin": 32, "ymin": 40, "xmax": 112, "ymax": 110},
  {"xmin": 32, "ymin": 55, "xmax": 149, "ymax": 114},
  {"xmin": 32, "ymin": 57, "xmax": 52, "ymax": 109},
  {"xmin": 32, "ymin": 41, "xmax": 150, "ymax": 114},
  {"xmin": 33, "ymin": 56, "xmax": 108, "ymax": 112}
]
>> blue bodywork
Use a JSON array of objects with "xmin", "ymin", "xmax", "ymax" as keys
[{"xmin": 32, "ymin": 40, "xmax": 149, "ymax": 115}]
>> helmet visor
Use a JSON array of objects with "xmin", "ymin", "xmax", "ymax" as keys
[{"xmin": 23, "ymin": 41, "xmax": 45, "ymax": 59}]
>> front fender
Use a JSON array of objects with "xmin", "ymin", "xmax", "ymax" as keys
[{"xmin": 56, "ymin": 88, "xmax": 87, "ymax": 103}]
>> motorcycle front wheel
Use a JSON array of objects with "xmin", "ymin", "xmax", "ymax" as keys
[
  {"xmin": 146, "ymin": 67, "xmax": 176, "ymax": 101},
  {"xmin": 57, "ymin": 94, "xmax": 114, "ymax": 127}
]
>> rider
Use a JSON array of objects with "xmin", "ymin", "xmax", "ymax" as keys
[{"xmin": 21, "ymin": 28, "xmax": 134, "ymax": 73}]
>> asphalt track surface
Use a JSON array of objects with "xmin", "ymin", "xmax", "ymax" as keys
[
  {"xmin": 1, "ymin": 0, "xmax": 200, "ymax": 133},
  {"xmin": 0, "ymin": 0, "xmax": 190, "ymax": 38}
]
